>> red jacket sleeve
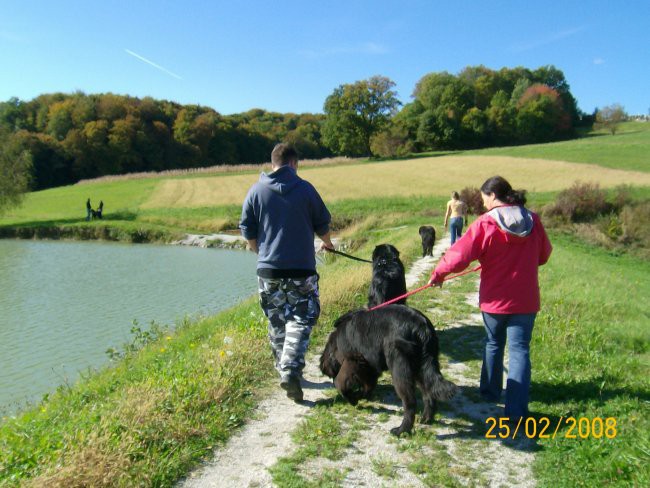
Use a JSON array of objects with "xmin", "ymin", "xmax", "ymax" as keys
[
  {"xmin": 535, "ymin": 214, "xmax": 552, "ymax": 265},
  {"xmin": 430, "ymin": 219, "xmax": 487, "ymax": 283}
]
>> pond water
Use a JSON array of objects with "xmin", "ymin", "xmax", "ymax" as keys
[{"xmin": 0, "ymin": 239, "xmax": 257, "ymax": 415}]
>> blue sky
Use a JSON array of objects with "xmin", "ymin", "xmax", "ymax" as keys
[{"xmin": 1, "ymin": 1, "xmax": 649, "ymax": 115}]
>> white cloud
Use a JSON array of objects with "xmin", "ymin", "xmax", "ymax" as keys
[{"xmin": 593, "ymin": 57, "xmax": 605, "ymax": 65}]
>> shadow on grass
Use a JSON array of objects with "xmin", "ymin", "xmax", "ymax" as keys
[
  {"xmin": 313, "ymin": 368, "xmax": 618, "ymax": 454},
  {"xmin": 301, "ymin": 377, "xmax": 333, "ymax": 391},
  {"xmin": 369, "ymin": 151, "xmax": 463, "ymax": 163},
  {"xmin": 311, "ymin": 343, "xmax": 635, "ymax": 454},
  {"xmin": 533, "ymin": 379, "xmax": 650, "ymax": 406},
  {"xmin": 317, "ymin": 381, "xmax": 544, "ymax": 452},
  {"xmin": 437, "ymin": 323, "xmax": 485, "ymax": 363}
]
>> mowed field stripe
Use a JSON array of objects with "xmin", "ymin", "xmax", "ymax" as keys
[{"xmin": 141, "ymin": 155, "xmax": 650, "ymax": 208}]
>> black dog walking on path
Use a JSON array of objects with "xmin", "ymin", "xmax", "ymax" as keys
[
  {"xmin": 367, "ymin": 244, "xmax": 407, "ymax": 308},
  {"xmin": 418, "ymin": 225, "xmax": 436, "ymax": 257},
  {"xmin": 320, "ymin": 304, "xmax": 458, "ymax": 436}
]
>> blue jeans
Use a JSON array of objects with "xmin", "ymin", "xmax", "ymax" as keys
[
  {"xmin": 480, "ymin": 312, "xmax": 536, "ymax": 418},
  {"xmin": 449, "ymin": 217, "xmax": 464, "ymax": 244}
]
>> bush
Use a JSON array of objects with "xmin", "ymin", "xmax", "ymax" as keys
[
  {"xmin": 370, "ymin": 125, "xmax": 414, "ymax": 158},
  {"xmin": 619, "ymin": 202, "xmax": 650, "ymax": 248},
  {"xmin": 611, "ymin": 184, "xmax": 634, "ymax": 212},
  {"xmin": 459, "ymin": 187, "xmax": 484, "ymax": 215},
  {"xmin": 544, "ymin": 182, "xmax": 611, "ymax": 222}
]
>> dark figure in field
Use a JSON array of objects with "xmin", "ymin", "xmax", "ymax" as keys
[
  {"xmin": 418, "ymin": 226, "xmax": 436, "ymax": 257},
  {"xmin": 97, "ymin": 200, "xmax": 104, "ymax": 219},
  {"xmin": 367, "ymin": 244, "xmax": 407, "ymax": 308},
  {"xmin": 320, "ymin": 304, "xmax": 458, "ymax": 436},
  {"xmin": 86, "ymin": 198, "xmax": 92, "ymax": 221}
]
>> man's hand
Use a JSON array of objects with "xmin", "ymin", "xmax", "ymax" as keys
[
  {"xmin": 318, "ymin": 231, "xmax": 335, "ymax": 252},
  {"xmin": 319, "ymin": 241, "xmax": 334, "ymax": 252},
  {"xmin": 246, "ymin": 239, "xmax": 259, "ymax": 254}
]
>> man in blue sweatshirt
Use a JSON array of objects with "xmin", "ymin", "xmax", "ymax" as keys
[{"xmin": 240, "ymin": 143, "xmax": 334, "ymax": 402}]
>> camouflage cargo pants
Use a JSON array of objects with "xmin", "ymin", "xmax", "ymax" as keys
[{"xmin": 258, "ymin": 274, "xmax": 320, "ymax": 381}]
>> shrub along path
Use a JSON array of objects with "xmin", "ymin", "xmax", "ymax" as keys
[{"xmin": 180, "ymin": 236, "xmax": 538, "ymax": 487}]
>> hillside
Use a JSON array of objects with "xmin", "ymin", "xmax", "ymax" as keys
[{"xmin": 1, "ymin": 133, "xmax": 649, "ymax": 486}]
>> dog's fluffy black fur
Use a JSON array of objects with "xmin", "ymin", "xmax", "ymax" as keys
[
  {"xmin": 418, "ymin": 226, "xmax": 436, "ymax": 257},
  {"xmin": 320, "ymin": 305, "xmax": 458, "ymax": 436},
  {"xmin": 367, "ymin": 244, "xmax": 407, "ymax": 308}
]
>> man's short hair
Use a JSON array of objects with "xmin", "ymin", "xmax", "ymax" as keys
[{"xmin": 271, "ymin": 143, "xmax": 298, "ymax": 166}]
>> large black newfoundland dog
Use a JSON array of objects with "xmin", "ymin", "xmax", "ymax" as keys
[
  {"xmin": 320, "ymin": 305, "xmax": 458, "ymax": 436},
  {"xmin": 418, "ymin": 226, "xmax": 436, "ymax": 257},
  {"xmin": 368, "ymin": 244, "xmax": 407, "ymax": 308}
]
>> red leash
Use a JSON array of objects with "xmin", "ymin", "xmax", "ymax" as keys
[{"xmin": 368, "ymin": 265, "xmax": 482, "ymax": 311}]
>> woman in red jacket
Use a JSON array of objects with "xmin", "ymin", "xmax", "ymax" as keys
[{"xmin": 429, "ymin": 176, "xmax": 552, "ymax": 419}]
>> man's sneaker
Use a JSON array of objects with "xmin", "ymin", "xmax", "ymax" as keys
[{"xmin": 280, "ymin": 376, "xmax": 303, "ymax": 402}]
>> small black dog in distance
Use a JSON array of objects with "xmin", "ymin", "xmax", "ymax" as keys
[
  {"xmin": 368, "ymin": 244, "xmax": 407, "ymax": 308},
  {"xmin": 418, "ymin": 226, "xmax": 436, "ymax": 257},
  {"xmin": 320, "ymin": 305, "xmax": 458, "ymax": 436}
]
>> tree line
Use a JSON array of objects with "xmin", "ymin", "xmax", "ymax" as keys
[
  {"xmin": 0, "ymin": 94, "xmax": 329, "ymax": 191},
  {"xmin": 0, "ymin": 64, "xmax": 593, "ymax": 193},
  {"xmin": 326, "ymin": 65, "xmax": 591, "ymax": 157}
]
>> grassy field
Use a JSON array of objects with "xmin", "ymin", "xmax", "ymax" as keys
[
  {"xmin": 465, "ymin": 121, "xmax": 650, "ymax": 173},
  {"xmin": 2, "ymin": 155, "xmax": 650, "ymax": 238},
  {"xmin": 141, "ymin": 156, "xmax": 650, "ymax": 208},
  {"xmin": 531, "ymin": 234, "xmax": 649, "ymax": 486},
  {"xmin": 1, "ymin": 128, "xmax": 649, "ymax": 486}
]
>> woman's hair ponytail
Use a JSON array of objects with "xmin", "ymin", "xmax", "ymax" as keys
[
  {"xmin": 506, "ymin": 189, "xmax": 527, "ymax": 205},
  {"xmin": 480, "ymin": 176, "xmax": 527, "ymax": 205}
]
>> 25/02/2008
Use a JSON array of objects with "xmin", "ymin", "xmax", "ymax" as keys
[{"xmin": 485, "ymin": 417, "xmax": 618, "ymax": 439}]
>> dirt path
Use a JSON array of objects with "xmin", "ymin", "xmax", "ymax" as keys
[{"xmin": 181, "ymin": 235, "xmax": 537, "ymax": 487}]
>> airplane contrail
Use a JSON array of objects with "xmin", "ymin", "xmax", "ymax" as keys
[{"xmin": 124, "ymin": 49, "xmax": 183, "ymax": 80}]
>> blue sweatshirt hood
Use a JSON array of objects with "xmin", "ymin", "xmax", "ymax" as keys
[
  {"xmin": 259, "ymin": 165, "xmax": 300, "ymax": 195},
  {"xmin": 239, "ymin": 165, "xmax": 331, "ymax": 274},
  {"xmin": 486, "ymin": 206, "xmax": 534, "ymax": 237}
]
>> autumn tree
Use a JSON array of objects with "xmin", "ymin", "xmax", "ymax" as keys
[
  {"xmin": 323, "ymin": 75, "xmax": 400, "ymax": 156},
  {"xmin": 515, "ymin": 84, "xmax": 572, "ymax": 143}
]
